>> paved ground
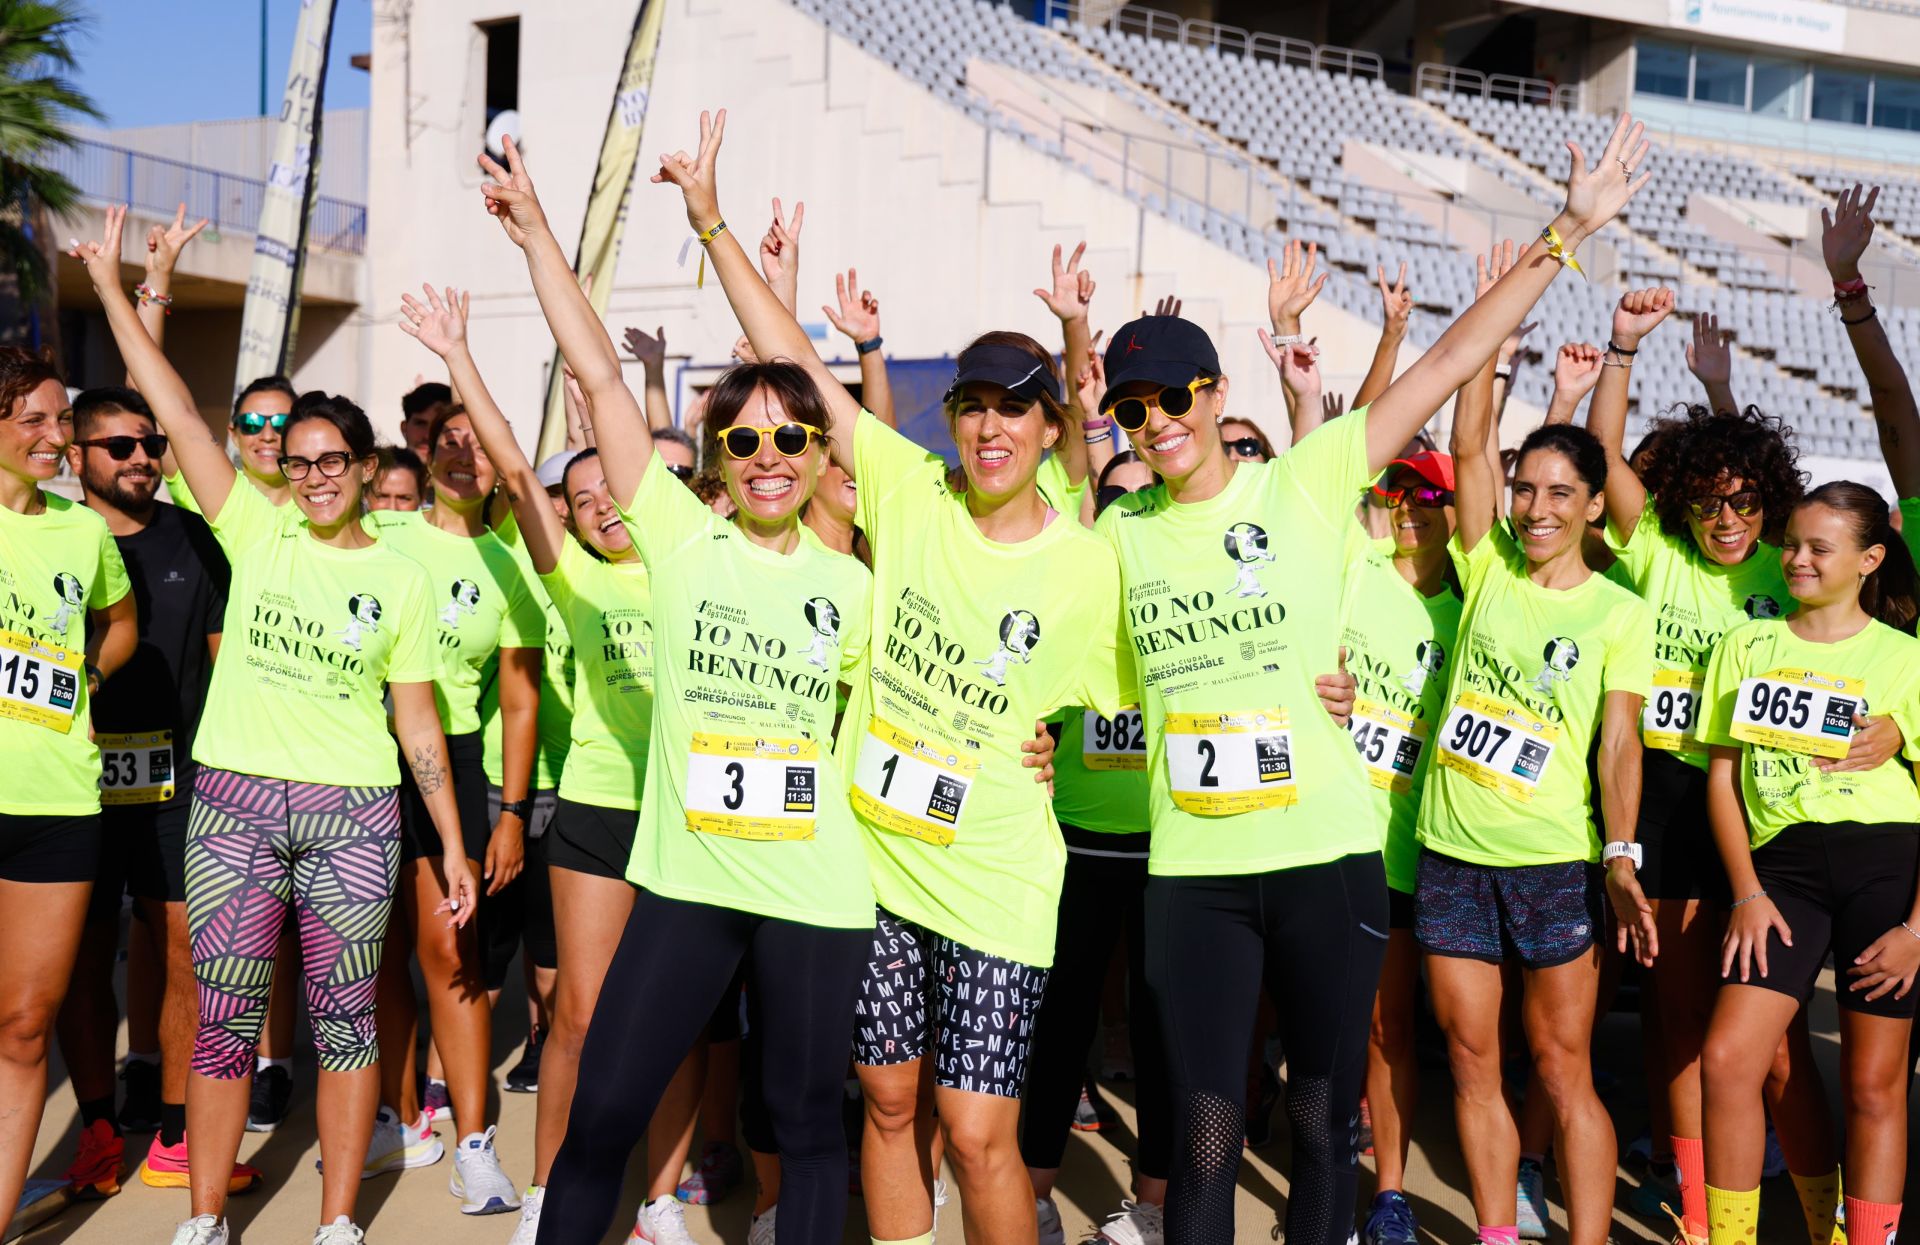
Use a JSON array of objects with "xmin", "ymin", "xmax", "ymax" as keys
[{"xmin": 14, "ymin": 945, "xmax": 1880, "ymax": 1244}]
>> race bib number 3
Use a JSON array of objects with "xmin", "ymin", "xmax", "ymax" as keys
[
  {"xmin": 1642, "ymin": 668, "xmax": 1704, "ymax": 753},
  {"xmin": 1164, "ymin": 709, "xmax": 1295, "ymax": 816},
  {"xmin": 98, "ymin": 730, "xmax": 175, "ymax": 806},
  {"xmin": 1082, "ymin": 710, "xmax": 1146, "ymax": 772},
  {"xmin": 1436, "ymin": 691, "xmax": 1559, "ymax": 803},
  {"xmin": 0, "ymin": 629, "xmax": 81, "ymax": 734},
  {"xmin": 1730, "ymin": 668, "xmax": 1862, "ymax": 760},
  {"xmin": 684, "ymin": 732, "xmax": 820, "ymax": 841},
  {"xmin": 851, "ymin": 718, "xmax": 981, "ymax": 847},
  {"xmin": 1350, "ymin": 699, "xmax": 1427, "ymax": 795}
]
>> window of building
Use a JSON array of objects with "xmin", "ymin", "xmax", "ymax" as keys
[
  {"xmin": 1635, "ymin": 40, "xmax": 1691, "ymax": 99},
  {"xmin": 1811, "ymin": 65, "xmax": 1872, "ymax": 125},
  {"xmin": 1872, "ymin": 74, "xmax": 1920, "ymax": 132},
  {"xmin": 1691, "ymin": 46, "xmax": 1749, "ymax": 108},
  {"xmin": 1750, "ymin": 57, "xmax": 1803, "ymax": 119}
]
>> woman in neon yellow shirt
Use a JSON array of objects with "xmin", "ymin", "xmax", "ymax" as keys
[
  {"xmin": 76, "ymin": 207, "xmax": 472, "ymax": 1245},
  {"xmin": 1699, "ymin": 482, "xmax": 1920, "ymax": 1245},
  {"xmin": 0, "ymin": 345, "xmax": 137, "ymax": 1232}
]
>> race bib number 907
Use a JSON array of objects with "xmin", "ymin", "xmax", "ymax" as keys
[
  {"xmin": 1730, "ymin": 668, "xmax": 1862, "ymax": 760},
  {"xmin": 684, "ymin": 732, "xmax": 820, "ymax": 841},
  {"xmin": 1164, "ymin": 709, "xmax": 1295, "ymax": 815},
  {"xmin": 1435, "ymin": 691, "xmax": 1558, "ymax": 803}
]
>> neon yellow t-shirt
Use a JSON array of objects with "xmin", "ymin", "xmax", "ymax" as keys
[
  {"xmin": 1701, "ymin": 617, "xmax": 1920, "ymax": 847},
  {"xmin": 0, "ymin": 493, "xmax": 132, "ymax": 814},
  {"xmin": 1606, "ymin": 498, "xmax": 1789, "ymax": 768},
  {"xmin": 164, "ymin": 469, "xmax": 283, "ymax": 517},
  {"xmin": 1097, "ymin": 412, "xmax": 1381, "ymax": 878},
  {"xmin": 193, "ymin": 479, "xmax": 439, "ymax": 786},
  {"xmin": 1416, "ymin": 526, "xmax": 1654, "ymax": 867},
  {"xmin": 363, "ymin": 511, "xmax": 546, "ymax": 739},
  {"xmin": 844, "ymin": 413, "xmax": 1133, "ymax": 967},
  {"xmin": 616, "ymin": 453, "xmax": 875, "ymax": 928},
  {"xmin": 1339, "ymin": 534, "xmax": 1463, "ymax": 894},
  {"xmin": 1050, "ymin": 708, "xmax": 1150, "ymax": 835},
  {"xmin": 481, "ymin": 518, "xmax": 573, "ymax": 792},
  {"xmin": 543, "ymin": 536, "xmax": 654, "ymax": 812}
]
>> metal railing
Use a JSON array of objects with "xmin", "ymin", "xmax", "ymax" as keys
[
  {"xmin": 36, "ymin": 138, "xmax": 368, "ymax": 256},
  {"xmin": 1415, "ymin": 63, "xmax": 1581, "ymax": 111},
  {"xmin": 1044, "ymin": 0, "xmax": 1382, "ymax": 78}
]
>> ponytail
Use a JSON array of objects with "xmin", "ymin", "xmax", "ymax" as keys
[{"xmin": 1797, "ymin": 482, "xmax": 1919, "ymax": 633}]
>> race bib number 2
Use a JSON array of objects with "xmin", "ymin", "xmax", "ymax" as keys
[
  {"xmin": 1730, "ymin": 669, "xmax": 1862, "ymax": 760},
  {"xmin": 0, "ymin": 628, "xmax": 81, "ymax": 734},
  {"xmin": 99, "ymin": 730, "xmax": 175, "ymax": 806},
  {"xmin": 1642, "ymin": 668, "xmax": 1704, "ymax": 753},
  {"xmin": 1436, "ymin": 691, "xmax": 1558, "ymax": 803},
  {"xmin": 1082, "ymin": 710, "xmax": 1146, "ymax": 772},
  {"xmin": 1349, "ymin": 699, "xmax": 1426, "ymax": 795},
  {"xmin": 684, "ymin": 732, "xmax": 820, "ymax": 841},
  {"xmin": 851, "ymin": 718, "xmax": 981, "ymax": 847},
  {"xmin": 1164, "ymin": 709, "xmax": 1295, "ymax": 815}
]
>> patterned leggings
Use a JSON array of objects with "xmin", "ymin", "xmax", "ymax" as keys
[{"xmin": 185, "ymin": 767, "xmax": 400, "ymax": 1079}]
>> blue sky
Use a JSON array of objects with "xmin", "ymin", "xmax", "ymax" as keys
[{"xmin": 73, "ymin": 0, "xmax": 371, "ymax": 130}]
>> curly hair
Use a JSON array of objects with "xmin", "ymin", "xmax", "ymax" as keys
[{"xmin": 1651, "ymin": 405, "xmax": 1804, "ymax": 546}]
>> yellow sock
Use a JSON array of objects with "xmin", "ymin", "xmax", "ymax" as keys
[
  {"xmin": 873, "ymin": 1236, "xmax": 933, "ymax": 1245},
  {"xmin": 1791, "ymin": 1169, "xmax": 1843, "ymax": 1245},
  {"xmin": 1706, "ymin": 1184, "xmax": 1762, "ymax": 1245}
]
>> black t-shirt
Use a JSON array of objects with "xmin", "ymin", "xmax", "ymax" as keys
[{"xmin": 92, "ymin": 503, "xmax": 229, "ymax": 809}]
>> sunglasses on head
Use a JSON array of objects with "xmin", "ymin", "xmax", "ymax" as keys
[
  {"xmin": 278, "ymin": 452, "xmax": 355, "ymax": 482},
  {"xmin": 1102, "ymin": 376, "xmax": 1215, "ymax": 433},
  {"xmin": 720, "ymin": 422, "xmax": 821, "ymax": 461},
  {"xmin": 75, "ymin": 434, "xmax": 168, "ymax": 461},
  {"xmin": 1687, "ymin": 489, "xmax": 1761, "ymax": 520},
  {"xmin": 1223, "ymin": 437, "xmax": 1267, "ymax": 460},
  {"xmin": 1369, "ymin": 482, "xmax": 1454, "ymax": 509},
  {"xmin": 232, "ymin": 411, "xmax": 289, "ymax": 435},
  {"xmin": 665, "ymin": 462, "xmax": 695, "ymax": 481}
]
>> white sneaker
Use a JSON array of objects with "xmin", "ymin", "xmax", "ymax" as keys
[
  {"xmin": 932, "ymin": 1178, "xmax": 949, "ymax": 1245},
  {"xmin": 509, "ymin": 1186, "xmax": 545, "ymax": 1245},
  {"xmin": 169, "ymin": 1216, "xmax": 229, "ymax": 1245},
  {"xmin": 449, "ymin": 1126, "xmax": 521, "ymax": 1214},
  {"xmin": 1038, "ymin": 1194, "xmax": 1066, "ymax": 1245},
  {"xmin": 359, "ymin": 1106, "xmax": 444, "ymax": 1177},
  {"xmin": 748, "ymin": 1205, "xmax": 778, "ymax": 1245},
  {"xmin": 1089, "ymin": 1200, "xmax": 1164, "ymax": 1245},
  {"xmin": 312, "ymin": 1217, "xmax": 366, "ymax": 1245},
  {"xmin": 631, "ymin": 1195, "xmax": 696, "ymax": 1245}
]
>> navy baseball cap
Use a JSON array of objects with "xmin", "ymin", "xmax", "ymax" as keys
[
  {"xmin": 1103, "ymin": 315, "xmax": 1221, "ymax": 394},
  {"xmin": 943, "ymin": 342, "xmax": 1061, "ymax": 405}
]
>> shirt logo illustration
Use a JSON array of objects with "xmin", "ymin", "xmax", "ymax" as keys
[
  {"xmin": 49, "ymin": 572, "xmax": 84, "ymax": 632},
  {"xmin": 1402, "ymin": 639, "xmax": 1446, "ymax": 697},
  {"xmin": 340, "ymin": 593, "xmax": 384, "ymax": 651},
  {"xmin": 975, "ymin": 609, "xmax": 1041, "ymax": 686},
  {"xmin": 1531, "ymin": 637, "xmax": 1580, "ymax": 693},
  {"xmin": 802, "ymin": 597, "xmax": 841, "ymax": 670},
  {"xmin": 1744, "ymin": 594, "xmax": 1782, "ymax": 619},
  {"xmin": 440, "ymin": 579, "xmax": 482, "ymax": 627},
  {"xmin": 1223, "ymin": 523, "xmax": 1275, "ymax": 599}
]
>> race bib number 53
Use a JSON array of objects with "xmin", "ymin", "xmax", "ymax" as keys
[
  {"xmin": 851, "ymin": 718, "xmax": 981, "ymax": 847},
  {"xmin": 684, "ymin": 732, "xmax": 820, "ymax": 841},
  {"xmin": 1730, "ymin": 668, "xmax": 1862, "ymax": 760},
  {"xmin": 1436, "ymin": 691, "xmax": 1558, "ymax": 802},
  {"xmin": 1164, "ymin": 709, "xmax": 1295, "ymax": 815},
  {"xmin": 0, "ymin": 628, "xmax": 81, "ymax": 734},
  {"xmin": 99, "ymin": 730, "xmax": 175, "ymax": 805}
]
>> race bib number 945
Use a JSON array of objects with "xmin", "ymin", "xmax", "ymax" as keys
[
  {"xmin": 1349, "ymin": 699, "xmax": 1426, "ymax": 795},
  {"xmin": 851, "ymin": 718, "xmax": 981, "ymax": 847},
  {"xmin": 1642, "ymin": 668, "xmax": 1704, "ymax": 753},
  {"xmin": 1164, "ymin": 709, "xmax": 1295, "ymax": 815},
  {"xmin": 684, "ymin": 732, "xmax": 820, "ymax": 841},
  {"xmin": 0, "ymin": 629, "xmax": 81, "ymax": 734},
  {"xmin": 98, "ymin": 730, "xmax": 175, "ymax": 806},
  {"xmin": 1436, "ymin": 691, "xmax": 1558, "ymax": 803},
  {"xmin": 1730, "ymin": 668, "xmax": 1862, "ymax": 760},
  {"xmin": 1082, "ymin": 710, "xmax": 1146, "ymax": 772}
]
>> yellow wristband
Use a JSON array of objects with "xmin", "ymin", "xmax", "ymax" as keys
[
  {"xmin": 694, "ymin": 220, "xmax": 727, "ymax": 289},
  {"xmin": 1541, "ymin": 223, "xmax": 1585, "ymax": 279},
  {"xmin": 697, "ymin": 219, "xmax": 728, "ymax": 246}
]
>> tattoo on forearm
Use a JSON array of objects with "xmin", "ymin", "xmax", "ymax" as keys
[{"xmin": 409, "ymin": 746, "xmax": 448, "ymax": 796}]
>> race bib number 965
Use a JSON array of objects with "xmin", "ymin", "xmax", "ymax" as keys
[
  {"xmin": 684, "ymin": 732, "xmax": 820, "ymax": 841},
  {"xmin": 1164, "ymin": 709, "xmax": 1295, "ymax": 815},
  {"xmin": 98, "ymin": 730, "xmax": 175, "ymax": 805},
  {"xmin": 1436, "ymin": 691, "xmax": 1558, "ymax": 802},
  {"xmin": 1730, "ymin": 668, "xmax": 1862, "ymax": 760},
  {"xmin": 1349, "ymin": 699, "xmax": 1426, "ymax": 795},
  {"xmin": 851, "ymin": 718, "xmax": 981, "ymax": 847},
  {"xmin": 1082, "ymin": 710, "xmax": 1146, "ymax": 772},
  {"xmin": 1642, "ymin": 668, "xmax": 1704, "ymax": 753},
  {"xmin": 0, "ymin": 629, "xmax": 81, "ymax": 734}
]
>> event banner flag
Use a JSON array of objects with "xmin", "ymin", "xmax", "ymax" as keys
[
  {"xmin": 233, "ymin": 0, "xmax": 339, "ymax": 397},
  {"xmin": 536, "ymin": 0, "xmax": 667, "ymax": 461}
]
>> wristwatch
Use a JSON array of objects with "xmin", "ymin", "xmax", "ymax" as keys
[
  {"xmin": 498, "ymin": 798, "xmax": 534, "ymax": 822},
  {"xmin": 855, "ymin": 335, "xmax": 884, "ymax": 356},
  {"xmin": 1601, "ymin": 840, "xmax": 1643, "ymax": 871}
]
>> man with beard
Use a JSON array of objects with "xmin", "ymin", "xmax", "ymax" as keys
[{"xmin": 56, "ymin": 386, "xmax": 258, "ymax": 1200}]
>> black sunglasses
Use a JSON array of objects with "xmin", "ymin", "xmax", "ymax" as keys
[
  {"xmin": 665, "ymin": 462, "xmax": 695, "ymax": 481},
  {"xmin": 75, "ymin": 434, "xmax": 168, "ymax": 461},
  {"xmin": 720, "ymin": 423, "xmax": 821, "ymax": 461},
  {"xmin": 232, "ymin": 411, "xmax": 289, "ymax": 435},
  {"xmin": 278, "ymin": 452, "xmax": 355, "ymax": 481},
  {"xmin": 1687, "ymin": 490, "xmax": 1761, "ymax": 520},
  {"xmin": 1102, "ymin": 377, "xmax": 1215, "ymax": 433},
  {"xmin": 1223, "ymin": 437, "xmax": 1267, "ymax": 460}
]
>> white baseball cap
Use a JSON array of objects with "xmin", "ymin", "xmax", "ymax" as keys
[{"xmin": 535, "ymin": 452, "xmax": 575, "ymax": 490}]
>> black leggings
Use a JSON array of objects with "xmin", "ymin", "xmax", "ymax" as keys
[
  {"xmin": 1020, "ymin": 829, "xmax": 1170, "ymax": 1180},
  {"xmin": 1146, "ymin": 852, "xmax": 1387, "ymax": 1245},
  {"xmin": 535, "ymin": 890, "xmax": 867, "ymax": 1245}
]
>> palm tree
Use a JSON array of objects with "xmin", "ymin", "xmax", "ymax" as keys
[{"xmin": 0, "ymin": 0, "xmax": 97, "ymax": 306}]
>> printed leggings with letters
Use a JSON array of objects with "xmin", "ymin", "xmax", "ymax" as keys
[
  {"xmin": 536, "ymin": 889, "xmax": 867, "ymax": 1245},
  {"xmin": 1147, "ymin": 852, "xmax": 1388, "ymax": 1245},
  {"xmin": 185, "ymin": 767, "xmax": 400, "ymax": 1078}
]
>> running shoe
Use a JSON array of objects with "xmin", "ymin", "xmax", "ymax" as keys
[
  {"xmin": 119, "ymin": 1059, "xmax": 162, "ymax": 1133},
  {"xmin": 676, "ymin": 1139, "xmax": 743, "ymax": 1204},
  {"xmin": 1358, "ymin": 1096, "xmax": 1375, "ymax": 1157},
  {"xmin": 1072, "ymin": 1087, "xmax": 1102, "ymax": 1131},
  {"xmin": 1091, "ymin": 1199, "xmax": 1165, "ymax": 1245},
  {"xmin": 1629, "ymin": 1157, "xmax": 1680, "ymax": 1218},
  {"xmin": 313, "ymin": 1216, "xmax": 366, "ymax": 1245},
  {"xmin": 748, "ymin": 1205, "xmax": 777, "ymax": 1245},
  {"xmin": 1516, "ymin": 1158, "xmax": 1548, "ymax": 1239},
  {"xmin": 1100, "ymin": 1024, "xmax": 1135, "ymax": 1083},
  {"xmin": 140, "ymin": 1134, "xmax": 263, "ymax": 1194},
  {"xmin": 168, "ymin": 1215, "xmax": 229, "ymax": 1245},
  {"xmin": 1663, "ymin": 1203, "xmax": 1707, "ymax": 1245},
  {"xmin": 422, "ymin": 1077, "xmax": 451, "ymax": 1123},
  {"xmin": 1245, "ymin": 1062, "xmax": 1281, "ymax": 1149},
  {"xmin": 320, "ymin": 1106, "xmax": 444, "ymax": 1177},
  {"xmin": 508, "ymin": 1186, "xmax": 545, "ymax": 1245},
  {"xmin": 63, "ymin": 1119, "xmax": 123, "ymax": 1199},
  {"xmin": 1626, "ymin": 1132, "xmax": 1655, "ymax": 1168},
  {"xmin": 1038, "ymin": 1194, "xmax": 1066, "ymax": 1245},
  {"xmin": 1762, "ymin": 1124, "xmax": 1787, "ymax": 1180},
  {"xmin": 1362, "ymin": 1190, "xmax": 1418, "ymax": 1245},
  {"xmin": 449, "ymin": 1127, "xmax": 521, "ymax": 1214},
  {"xmin": 504, "ymin": 1030, "xmax": 543, "ymax": 1094},
  {"xmin": 932, "ymin": 1178, "xmax": 949, "ymax": 1245},
  {"xmin": 246, "ymin": 1064, "xmax": 292, "ymax": 1133},
  {"xmin": 632, "ymin": 1194, "xmax": 696, "ymax": 1245}
]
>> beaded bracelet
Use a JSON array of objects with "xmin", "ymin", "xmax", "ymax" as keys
[
  {"xmin": 133, "ymin": 283, "xmax": 174, "ymax": 315},
  {"xmin": 1730, "ymin": 889, "xmax": 1768, "ymax": 909}
]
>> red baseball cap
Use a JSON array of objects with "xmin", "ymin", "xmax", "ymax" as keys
[{"xmin": 1384, "ymin": 450, "xmax": 1455, "ymax": 491}]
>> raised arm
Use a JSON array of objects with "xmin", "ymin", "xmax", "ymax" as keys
[
  {"xmin": 1272, "ymin": 339, "xmax": 1325, "ymax": 443},
  {"xmin": 1825, "ymin": 184, "xmax": 1920, "ymax": 496},
  {"xmin": 1261, "ymin": 241, "xmax": 1327, "ymax": 423},
  {"xmin": 131, "ymin": 203, "xmax": 206, "ymax": 365},
  {"xmin": 759, "ymin": 197, "xmax": 803, "ymax": 315},
  {"xmin": 1353, "ymin": 261, "xmax": 1411, "ymax": 410},
  {"xmin": 1686, "ymin": 311, "xmax": 1738, "ymax": 415},
  {"xmin": 1034, "ymin": 242, "xmax": 1097, "ymax": 487},
  {"xmin": 822, "ymin": 267, "xmax": 894, "ymax": 427},
  {"xmin": 1588, "ymin": 286, "xmax": 1674, "ymax": 539},
  {"xmin": 621, "ymin": 325, "xmax": 674, "ymax": 431},
  {"xmin": 1544, "ymin": 342, "xmax": 1603, "ymax": 425},
  {"xmin": 73, "ymin": 206, "xmax": 236, "ymax": 520},
  {"xmin": 1450, "ymin": 242, "xmax": 1517, "ymax": 550},
  {"xmin": 1074, "ymin": 344, "xmax": 1114, "ymax": 497},
  {"xmin": 1368, "ymin": 114, "xmax": 1650, "ymax": 472},
  {"xmin": 480, "ymin": 136, "xmax": 654, "ymax": 509},
  {"xmin": 1492, "ymin": 322, "xmax": 1535, "ymax": 425}
]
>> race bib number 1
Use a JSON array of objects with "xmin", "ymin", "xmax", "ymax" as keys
[
  {"xmin": 1082, "ymin": 710, "xmax": 1146, "ymax": 772},
  {"xmin": 0, "ymin": 628, "xmax": 81, "ymax": 734},
  {"xmin": 684, "ymin": 733, "xmax": 820, "ymax": 841},
  {"xmin": 98, "ymin": 730, "xmax": 175, "ymax": 806},
  {"xmin": 1349, "ymin": 699, "xmax": 1426, "ymax": 795},
  {"xmin": 1641, "ymin": 668, "xmax": 1704, "ymax": 752},
  {"xmin": 1436, "ymin": 691, "xmax": 1558, "ymax": 803},
  {"xmin": 1164, "ymin": 709, "xmax": 1295, "ymax": 815},
  {"xmin": 1730, "ymin": 668, "xmax": 1862, "ymax": 760},
  {"xmin": 851, "ymin": 718, "xmax": 981, "ymax": 847}
]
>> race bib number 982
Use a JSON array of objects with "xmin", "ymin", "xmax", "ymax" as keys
[
  {"xmin": 1435, "ymin": 691, "xmax": 1558, "ymax": 803},
  {"xmin": 684, "ymin": 732, "xmax": 820, "ymax": 841},
  {"xmin": 1730, "ymin": 668, "xmax": 1862, "ymax": 760},
  {"xmin": 1164, "ymin": 709, "xmax": 1295, "ymax": 815},
  {"xmin": 1082, "ymin": 710, "xmax": 1146, "ymax": 772}
]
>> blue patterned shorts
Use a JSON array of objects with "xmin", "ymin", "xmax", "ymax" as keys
[{"xmin": 1414, "ymin": 848, "xmax": 1602, "ymax": 969}]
